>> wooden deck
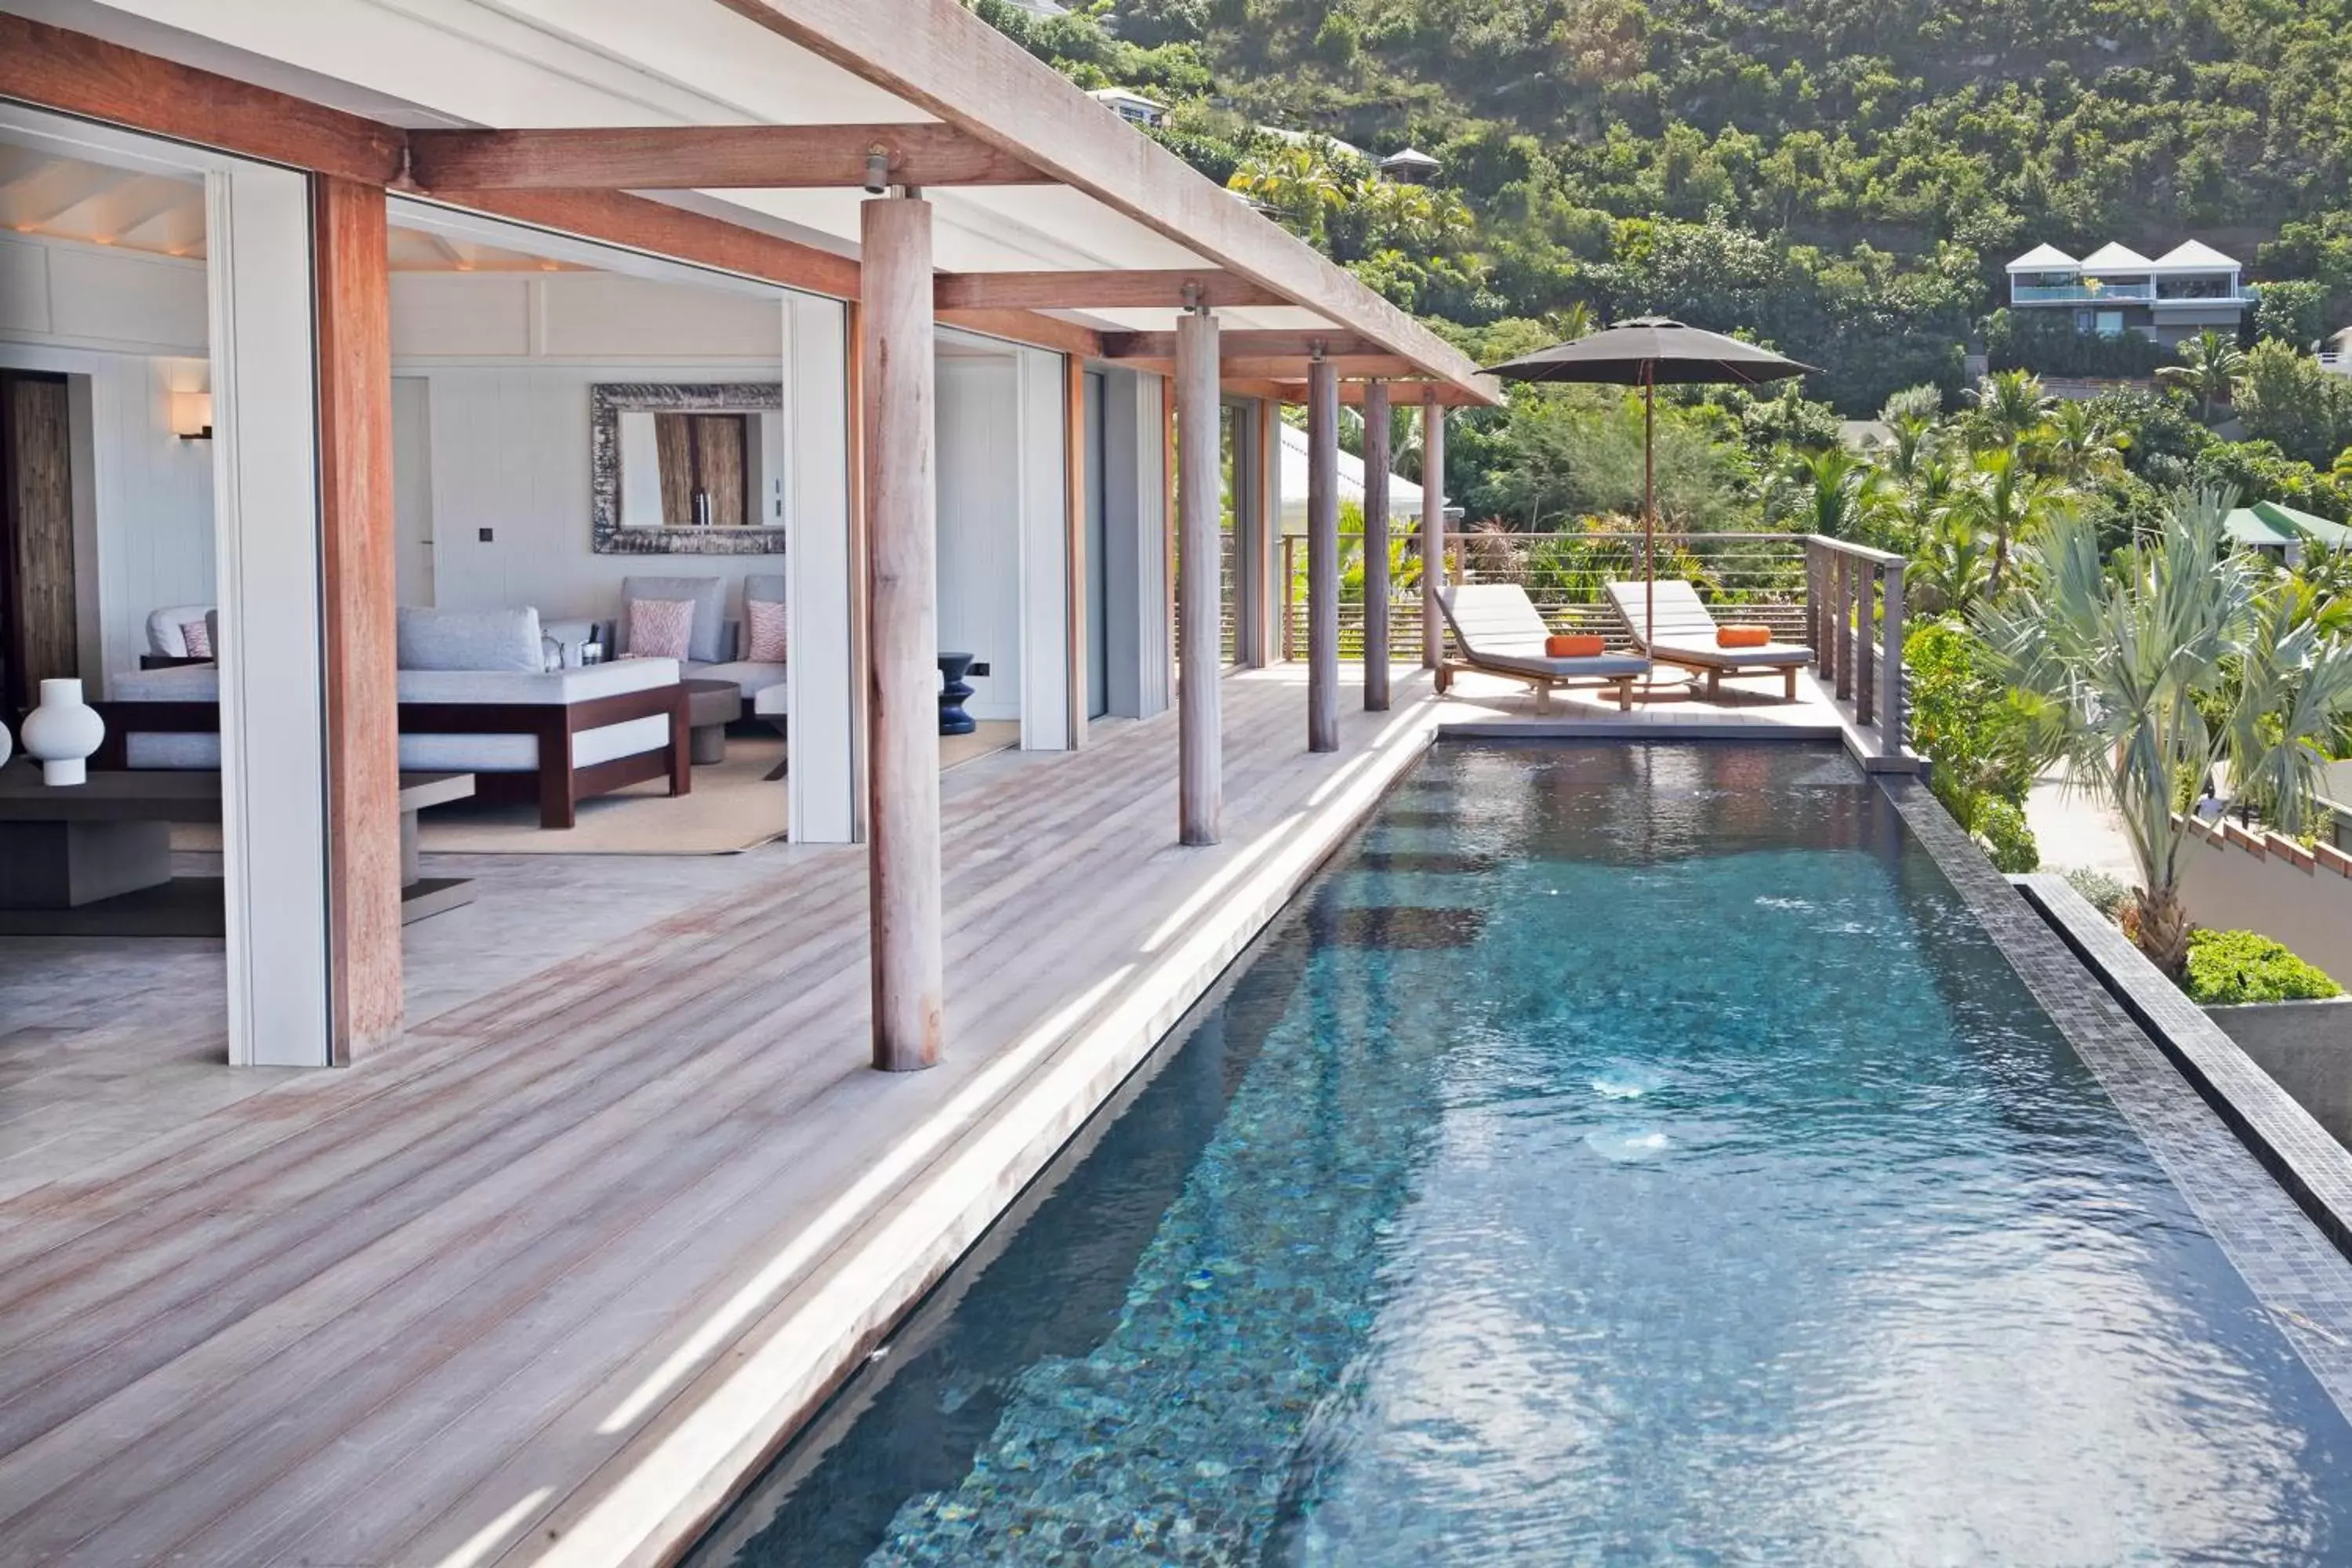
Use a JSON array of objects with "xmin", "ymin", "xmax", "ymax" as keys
[{"xmin": 0, "ymin": 659, "xmax": 1896, "ymax": 1567}]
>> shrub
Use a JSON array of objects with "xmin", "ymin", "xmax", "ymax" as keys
[
  {"xmin": 2182, "ymin": 929, "xmax": 2344, "ymax": 1005},
  {"xmin": 2060, "ymin": 866, "xmax": 2133, "ymax": 920},
  {"xmin": 1972, "ymin": 797, "xmax": 2041, "ymax": 873}
]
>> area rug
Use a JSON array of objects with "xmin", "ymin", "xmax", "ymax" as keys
[{"xmin": 169, "ymin": 724, "xmax": 1018, "ymax": 857}]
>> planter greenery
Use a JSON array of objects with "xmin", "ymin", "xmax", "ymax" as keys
[
  {"xmin": 2183, "ymin": 929, "xmax": 2343, "ymax": 1004},
  {"xmin": 1904, "ymin": 617, "xmax": 2041, "ymax": 872}
]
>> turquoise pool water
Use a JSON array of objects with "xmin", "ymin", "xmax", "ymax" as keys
[{"xmin": 695, "ymin": 744, "xmax": 2352, "ymax": 1566}]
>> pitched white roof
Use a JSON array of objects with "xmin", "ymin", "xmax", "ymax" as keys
[
  {"xmin": 1277, "ymin": 422, "xmax": 1429, "ymax": 532},
  {"xmin": 2154, "ymin": 239, "xmax": 2239, "ymax": 270},
  {"xmin": 2080, "ymin": 242, "xmax": 2156, "ymax": 271},
  {"xmin": 2007, "ymin": 243, "xmax": 2078, "ymax": 270},
  {"xmin": 1379, "ymin": 147, "xmax": 1442, "ymax": 169}
]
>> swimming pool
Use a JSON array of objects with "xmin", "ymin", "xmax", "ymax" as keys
[{"xmin": 693, "ymin": 743, "xmax": 2352, "ymax": 1565}]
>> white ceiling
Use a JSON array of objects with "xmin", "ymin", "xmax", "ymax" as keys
[{"xmin": 0, "ymin": 0, "xmax": 1338, "ymax": 335}]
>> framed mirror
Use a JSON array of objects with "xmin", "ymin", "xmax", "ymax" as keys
[{"xmin": 590, "ymin": 382, "xmax": 788, "ymax": 554}]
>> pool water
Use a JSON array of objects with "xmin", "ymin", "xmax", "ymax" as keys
[{"xmin": 695, "ymin": 744, "xmax": 2352, "ymax": 1566}]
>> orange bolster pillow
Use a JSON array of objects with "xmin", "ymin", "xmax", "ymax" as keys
[
  {"xmin": 1546, "ymin": 634, "xmax": 1606, "ymax": 657},
  {"xmin": 1716, "ymin": 625, "xmax": 1772, "ymax": 648}
]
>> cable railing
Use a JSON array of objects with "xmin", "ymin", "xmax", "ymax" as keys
[{"xmin": 1276, "ymin": 529, "xmax": 1813, "ymax": 659}]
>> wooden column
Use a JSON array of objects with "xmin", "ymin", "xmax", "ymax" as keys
[
  {"xmin": 861, "ymin": 193, "xmax": 942, "ymax": 1073},
  {"xmin": 1421, "ymin": 391, "xmax": 1446, "ymax": 670},
  {"xmin": 1307, "ymin": 355, "xmax": 1340, "ymax": 752},
  {"xmin": 1175, "ymin": 307, "xmax": 1222, "ymax": 844},
  {"xmin": 1361, "ymin": 379, "xmax": 1391, "ymax": 711},
  {"xmin": 311, "ymin": 175, "xmax": 402, "ymax": 1062},
  {"xmin": 1064, "ymin": 353, "xmax": 1087, "ymax": 746}
]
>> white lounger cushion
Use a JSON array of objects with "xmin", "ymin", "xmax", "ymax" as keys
[
  {"xmin": 688, "ymin": 659, "xmax": 789, "ymax": 702},
  {"xmin": 1604, "ymin": 579, "xmax": 1811, "ymax": 667},
  {"xmin": 114, "ymin": 657, "xmax": 681, "ymax": 771},
  {"xmin": 1439, "ymin": 585, "xmax": 1650, "ymax": 677}
]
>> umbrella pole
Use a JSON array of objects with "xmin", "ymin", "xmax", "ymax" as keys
[{"xmin": 1643, "ymin": 368, "xmax": 1656, "ymax": 673}]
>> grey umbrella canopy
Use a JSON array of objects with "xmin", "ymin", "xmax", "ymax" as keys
[
  {"xmin": 1478, "ymin": 317, "xmax": 1815, "ymax": 670},
  {"xmin": 1480, "ymin": 316, "xmax": 1817, "ymax": 385}
]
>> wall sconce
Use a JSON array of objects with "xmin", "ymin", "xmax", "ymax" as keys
[{"xmin": 171, "ymin": 390, "xmax": 213, "ymax": 441}]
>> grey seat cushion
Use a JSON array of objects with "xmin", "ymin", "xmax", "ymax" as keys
[
  {"xmin": 620, "ymin": 575, "xmax": 727, "ymax": 663},
  {"xmin": 397, "ymin": 606, "xmax": 545, "ymax": 672}
]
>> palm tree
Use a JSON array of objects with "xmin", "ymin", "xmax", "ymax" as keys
[
  {"xmin": 1906, "ymin": 514, "xmax": 1996, "ymax": 617},
  {"xmin": 1776, "ymin": 445, "xmax": 1883, "ymax": 539},
  {"xmin": 1977, "ymin": 490, "xmax": 2352, "ymax": 973},
  {"xmin": 2030, "ymin": 398, "xmax": 2130, "ymax": 482},
  {"xmin": 1227, "ymin": 145, "xmax": 1349, "ymax": 244},
  {"xmin": 1952, "ymin": 445, "xmax": 2071, "ymax": 599},
  {"xmin": 2156, "ymin": 328, "xmax": 2247, "ymax": 424},
  {"xmin": 1966, "ymin": 369, "xmax": 2053, "ymax": 446}
]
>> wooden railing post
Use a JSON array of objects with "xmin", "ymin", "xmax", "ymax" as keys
[
  {"xmin": 1880, "ymin": 561, "xmax": 1906, "ymax": 740},
  {"xmin": 1421, "ymin": 392, "xmax": 1445, "ymax": 669},
  {"xmin": 1282, "ymin": 535, "xmax": 1297, "ymax": 661},
  {"xmin": 1833, "ymin": 552, "xmax": 1855, "ymax": 702},
  {"xmin": 1857, "ymin": 566, "xmax": 1878, "ymax": 724}
]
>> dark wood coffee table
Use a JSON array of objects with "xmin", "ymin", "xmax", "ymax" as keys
[
  {"xmin": 683, "ymin": 677, "xmax": 742, "ymax": 765},
  {"xmin": 0, "ymin": 764, "xmax": 477, "ymax": 935}
]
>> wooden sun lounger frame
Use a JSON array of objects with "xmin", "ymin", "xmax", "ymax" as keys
[
  {"xmin": 1435, "ymin": 586, "xmax": 1650, "ymax": 713},
  {"xmin": 1605, "ymin": 579, "xmax": 1809, "ymax": 703}
]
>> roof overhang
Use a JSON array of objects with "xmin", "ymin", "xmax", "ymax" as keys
[{"xmin": 0, "ymin": 0, "xmax": 1498, "ymax": 403}]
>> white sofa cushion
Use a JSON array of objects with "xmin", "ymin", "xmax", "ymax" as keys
[
  {"xmin": 395, "ymin": 658, "xmax": 679, "ymax": 706},
  {"xmin": 397, "ymin": 606, "xmax": 544, "ymax": 672},
  {"xmin": 111, "ymin": 663, "xmax": 220, "ymax": 700},
  {"xmin": 145, "ymin": 605, "xmax": 216, "ymax": 659},
  {"xmin": 687, "ymin": 659, "xmax": 788, "ymax": 702}
]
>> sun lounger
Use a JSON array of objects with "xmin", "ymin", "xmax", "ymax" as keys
[
  {"xmin": 1436, "ymin": 584, "xmax": 1652, "ymax": 712},
  {"xmin": 1604, "ymin": 578, "xmax": 1809, "ymax": 702}
]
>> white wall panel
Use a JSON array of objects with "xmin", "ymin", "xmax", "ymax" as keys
[
  {"xmin": 935, "ymin": 355, "xmax": 1022, "ymax": 723},
  {"xmin": 1016, "ymin": 345, "xmax": 1070, "ymax": 751}
]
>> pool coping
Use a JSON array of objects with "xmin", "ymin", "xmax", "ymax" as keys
[
  {"xmin": 1885, "ymin": 777, "xmax": 2352, "ymax": 1414},
  {"xmin": 2015, "ymin": 872, "xmax": 2352, "ymax": 1261},
  {"xmin": 604, "ymin": 702, "xmax": 1452, "ymax": 1568}
]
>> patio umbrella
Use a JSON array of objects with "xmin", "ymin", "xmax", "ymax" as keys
[{"xmin": 1480, "ymin": 317, "xmax": 1814, "ymax": 658}]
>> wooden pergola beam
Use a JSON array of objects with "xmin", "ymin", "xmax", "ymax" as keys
[
  {"xmin": 1123, "ymin": 353, "xmax": 1425, "ymax": 381},
  {"xmin": 408, "ymin": 124, "xmax": 1047, "ymax": 191},
  {"xmin": 933, "ymin": 269, "xmax": 1286, "ymax": 310},
  {"xmin": 0, "ymin": 13, "xmax": 405, "ymax": 185},
  {"xmin": 423, "ymin": 187, "xmax": 865, "ymax": 299},
  {"xmin": 1103, "ymin": 329, "xmax": 1381, "ymax": 361},
  {"xmin": 1221, "ymin": 377, "xmax": 1488, "ymax": 407}
]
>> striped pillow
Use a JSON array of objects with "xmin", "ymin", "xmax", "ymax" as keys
[
  {"xmin": 180, "ymin": 618, "xmax": 214, "ymax": 659},
  {"xmin": 626, "ymin": 597, "xmax": 696, "ymax": 661},
  {"xmin": 746, "ymin": 597, "xmax": 788, "ymax": 662}
]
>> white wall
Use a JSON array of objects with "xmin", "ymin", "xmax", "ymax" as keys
[
  {"xmin": 935, "ymin": 354, "xmax": 1023, "ymax": 722},
  {"xmin": 0, "ymin": 230, "xmax": 214, "ymax": 691},
  {"xmin": 389, "ymin": 272, "xmax": 846, "ymax": 627}
]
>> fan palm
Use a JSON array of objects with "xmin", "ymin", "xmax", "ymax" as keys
[
  {"xmin": 1976, "ymin": 489, "xmax": 2352, "ymax": 973},
  {"xmin": 2155, "ymin": 328, "xmax": 2247, "ymax": 424}
]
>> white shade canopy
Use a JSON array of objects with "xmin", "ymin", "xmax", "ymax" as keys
[{"xmin": 1277, "ymin": 420, "xmax": 1433, "ymax": 532}]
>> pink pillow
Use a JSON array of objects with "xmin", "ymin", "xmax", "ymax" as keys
[
  {"xmin": 627, "ymin": 597, "xmax": 695, "ymax": 661},
  {"xmin": 180, "ymin": 618, "xmax": 213, "ymax": 659},
  {"xmin": 746, "ymin": 598, "xmax": 787, "ymax": 662}
]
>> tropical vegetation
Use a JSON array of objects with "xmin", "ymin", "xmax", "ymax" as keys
[{"xmin": 2181, "ymin": 929, "xmax": 2343, "ymax": 1006}]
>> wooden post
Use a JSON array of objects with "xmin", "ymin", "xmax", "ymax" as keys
[
  {"xmin": 1362, "ymin": 379, "xmax": 1391, "ymax": 710},
  {"xmin": 1880, "ymin": 561, "xmax": 1906, "ymax": 740},
  {"xmin": 1833, "ymin": 552, "xmax": 1854, "ymax": 702},
  {"xmin": 1308, "ymin": 354, "xmax": 1340, "ymax": 751},
  {"xmin": 1176, "ymin": 305, "xmax": 1222, "ymax": 844},
  {"xmin": 311, "ymin": 175, "xmax": 402, "ymax": 1062},
  {"xmin": 1282, "ymin": 535, "xmax": 1298, "ymax": 661},
  {"xmin": 1421, "ymin": 390, "xmax": 1446, "ymax": 670},
  {"xmin": 1857, "ymin": 567, "xmax": 1877, "ymax": 724},
  {"xmin": 860, "ymin": 193, "xmax": 942, "ymax": 1073}
]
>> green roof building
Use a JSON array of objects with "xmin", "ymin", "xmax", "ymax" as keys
[{"xmin": 2222, "ymin": 500, "xmax": 2352, "ymax": 562}]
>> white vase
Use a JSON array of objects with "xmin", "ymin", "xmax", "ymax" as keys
[
  {"xmin": 0, "ymin": 715, "xmax": 11, "ymax": 771},
  {"xmin": 20, "ymin": 677, "xmax": 103, "ymax": 786}
]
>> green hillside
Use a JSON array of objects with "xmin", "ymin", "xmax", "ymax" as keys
[{"xmin": 980, "ymin": 0, "xmax": 2352, "ymax": 412}]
